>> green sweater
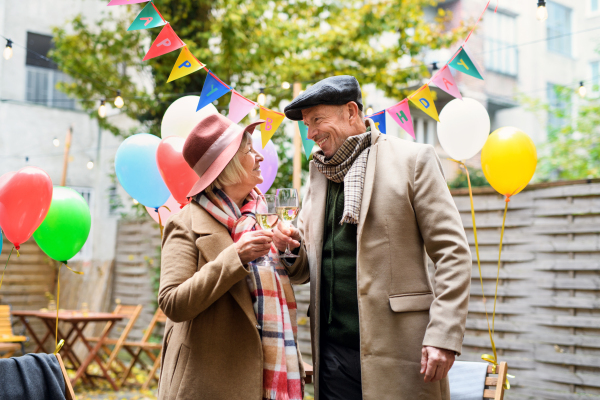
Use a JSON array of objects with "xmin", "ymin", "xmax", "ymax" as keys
[{"xmin": 320, "ymin": 180, "xmax": 360, "ymax": 350}]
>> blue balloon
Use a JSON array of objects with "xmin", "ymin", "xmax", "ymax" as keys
[{"xmin": 115, "ymin": 133, "xmax": 171, "ymax": 209}]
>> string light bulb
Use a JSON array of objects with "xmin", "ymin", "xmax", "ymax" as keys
[
  {"xmin": 114, "ymin": 90, "xmax": 124, "ymax": 108},
  {"xmin": 536, "ymin": 0, "xmax": 548, "ymax": 21},
  {"xmin": 578, "ymin": 81, "xmax": 587, "ymax": 98},
  {"xmin": 249, "ymin": 107, "xmax": 257, "ymax": 118},
  {"xmin": 281, "ymin": 82, "xmax": 291, "ymax": 89},
  {"xmin": 53, "ymin": 137, "xmax": 60, "ymax": 147},
  {"xmin": 257, "ymin": 89, "xmax": 266, "ymax": 106},
  {"xmin": 132, "ymin": 199, "xmax": 139, "ymax": 205},
  {"xmin": 87, "ymin": 160, "xmax": 94, "ymax": 170},
  {"xmin": 98, "ymin": 99, "xmax": 107, "ymax": 118},
  {"xmin": 366, "ymin": 106, "xmax": 374, "ymax": 116},
  {"xmin": 3, "ymin": 39, "xmax": 13, "ymax": 60}
]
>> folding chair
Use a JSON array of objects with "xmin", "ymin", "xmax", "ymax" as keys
[
  {"xmin": 87, "ymin": 304, "xmax": 143, "ymax": 373},
  {"xmin": 0, "ymin": 305, "xmax": 27, "ymax": 355},
  {"xmin": 119, "ymin": 308, "xmax": 167, "ymax": 389},
  {"xmin": 56, "ymin": 353, "xmax": 77, "ymax": 400},
  {"xmin": 483, "ymin": 362, "xmax": 508, "ymax": 400}
]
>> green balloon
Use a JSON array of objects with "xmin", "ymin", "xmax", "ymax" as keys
[{"xmin": 33, "ymin": 187, "xmax": 91, "ymax": 263}]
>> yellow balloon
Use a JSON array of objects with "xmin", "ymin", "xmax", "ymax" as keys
[{"xmin": 481, "ymin": 127, "xmax": 537, "ymax": 198}]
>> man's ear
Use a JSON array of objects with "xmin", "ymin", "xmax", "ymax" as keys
[{"xmin": 347, "ymin": 101, "xmax": 360, "ymax": 125}]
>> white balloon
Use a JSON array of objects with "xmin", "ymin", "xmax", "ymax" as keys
[
  {"xmin": 161, "ymin": 96, "xmax": 219, "ymax": 139},
  {"xmin": 437, "ymin": 98, "xmax": 490, "ymax": 161}
]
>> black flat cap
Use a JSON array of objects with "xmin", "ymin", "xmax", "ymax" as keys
[{"xmin": 284, "ymin": 75, "xmax": 363, "ymax": 121}]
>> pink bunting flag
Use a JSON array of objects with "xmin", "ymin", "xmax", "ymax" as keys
[
  {"xmin": 431, "ymin": 65, "xmax": 462, "ymax": 100},
  {"xmin": 386, "ymin": 100, "xmax": 415, "ymax": 139},
  {"xmin": 107, "ymin": 0, "xmax": 149, "ymax": 5},
  {"xmin": 228, "ymin": 91, "xmax": 256, "ymax": 124}
]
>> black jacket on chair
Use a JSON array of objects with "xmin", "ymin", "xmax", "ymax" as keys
[{"xmin": 0, "ymin": 353, "xmax": 66, "ymax": 400}]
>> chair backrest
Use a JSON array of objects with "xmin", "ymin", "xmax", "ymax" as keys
[
  {"xmin": 0, "ymin": 305, "xmax": 14, "ymax": 338},
  {"xmin": 140, "ymin": 308, "xmax": 167, "ymax": 343},
  {"xmin": 55, "ymin": 353, "xmax": 76, "ymax": 400},
  {"xmin": 483, "ymin": 362, "xmax": 507, "ymax": 400}
]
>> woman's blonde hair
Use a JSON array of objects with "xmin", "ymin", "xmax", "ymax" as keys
[{"xmin": 204, "ymin": 131, "xmax": 252, "ymax": 196}]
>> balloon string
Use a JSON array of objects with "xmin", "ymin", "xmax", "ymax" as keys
[
  {"xmin": 64, "ymin": 263, "xmax": 84, "ymax": 275},
  {"xmin": 156, "ymin": 208, "xmax": 164, "ymax": 239},
  {"xmin": 0, "ymin": 247, "xmax": 14, "ymax": 292},
  {"xmin": 492, "ymin": 198, "xmax": 509, "ymax": 344},
  {"xmin": 56, "ymin": 263, "xmax": 62, "ymax": 350},
  {"xmin": 449, "ymin": 159, "xmax": 498, "ymax": 366}
]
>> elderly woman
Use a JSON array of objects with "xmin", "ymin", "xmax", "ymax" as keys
[{"xmin": 157, "ymin": 113, "xmax": 304, "ymax": 400}]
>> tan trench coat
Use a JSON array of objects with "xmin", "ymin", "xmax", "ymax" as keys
[
  {"xmin": 157, "ymin": 203, "xmax": 304, "ymax": 400},
  {"xmin": 286, "ymin": 128, "xmax": 472, "ymax": 400}
]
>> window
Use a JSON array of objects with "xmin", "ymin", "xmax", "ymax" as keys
[
  {"xmin": 484, "ymin": 11, "xmax": 518, "ymax": 76},
  {"xmin": 69, "ymin": 187, "xmax": 93, "ymax": 261},
  {"xmin": 547, "ymin": 83, "xmax": 570, "ymax": 130},
  {"xmin": 547, "ymin": 2, "xmax": 572, "ymax": 57},
  {"xmin": 591, "ymin": 61, "xmax": 600, "ymax": 93},
  {"xmin": 25, "ymin": 32, "xmax": 75, "ymax": 109}
]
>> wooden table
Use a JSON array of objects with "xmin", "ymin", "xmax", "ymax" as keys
[{"xmin": 12, "ymin": 310, "xmax": 125, "ymax": 390}]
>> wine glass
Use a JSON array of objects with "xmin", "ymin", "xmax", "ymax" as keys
[
  {"xmin": 254, "ymin": 194, "xmax": 278, "ymax": 264},
  {"xmin": 276, "ymin": 188, "xmax": 300, "ymax": 258}
]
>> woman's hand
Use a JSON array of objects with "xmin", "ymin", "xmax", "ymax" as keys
[
  {"xmin": 235, "ymin": 230, "xmax": 274, "ymax": 265},
  {"xmin": 273, "ymin": 222, "xmax": 301, "ymax": 253}
]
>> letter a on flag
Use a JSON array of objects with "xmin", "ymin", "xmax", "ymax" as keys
[
  {"xmin": 449, "ymin": 46, "xmax": 484, "ymax": 80},
  {"xmin": 386, "ymin": 100, "xmax": 415, "ymax": 139},
  {"xmin": 197, "ymin": 70, "xmax": 232, "ymax": 111},
  {"xmin": 128, "ymin": 2, "xmax": 166, "ymax": 31},
  {"xmin": 167, "ymin": 47, "xmax": 204, "ymax": 83},
  {"xmin": 143, "ymin": 24, "xmax": 185, "ymax": 61},
  {"xmin": 108, "ymin": 0, "xmax": 149, "ymax": 6},
  {"xmin": 259, "ymin": 106, "xmax": 285, "ymax": 148},
  {"xmin": 298, "ymin": 121, "xmax": 315, "ymax": 159},
  {"xmin": 409, "ymin": 85, "xmax": 440, "ymax": 122},
  {"xmin": 431, "ymin": 65, "xmax": 462, "ymax": 100},
  {"xmin": 366, "ymin": 110, "xmax": 386, "ymax": 134},
  {"xmin": 228, "ymin": 91, "xmax": 256, "ymax": 124}
]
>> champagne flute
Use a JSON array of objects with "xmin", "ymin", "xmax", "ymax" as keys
[
  {"xmin": 254, "ymin": 194, "xmax": 278, "ymax": 264},
  {"xmin": 276, "ymin": 188, "xmax": 300, "ymax": 258}
]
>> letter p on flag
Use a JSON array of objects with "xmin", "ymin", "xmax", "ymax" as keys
[
  {"xmin": 167, "ymin": 47, "xmax": 205, "ymax": 83},
  {"xmin": 143, "ymin": 24, "xmax": 185, "ymax": 61}
]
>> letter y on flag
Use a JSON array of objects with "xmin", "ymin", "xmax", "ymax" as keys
[
  {"xmin": 449, "ymin": 46, "xmax": 484, "ymax": 80},
  {"xmin": 197, "ymin": 70, "xmax": 232, "ymax": 111}
]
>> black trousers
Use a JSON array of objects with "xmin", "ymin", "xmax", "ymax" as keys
[{"xmin": 319, "ymin": 341, "xmax": 363, "ymax": 400}]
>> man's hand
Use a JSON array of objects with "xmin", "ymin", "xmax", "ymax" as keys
[
  {"xmin": 273, "ymin": 221, "xmax": 301, "ymax": 253},
  {"xmin": 420, "ymin": 346, "xmax": 455, "ymax": 383}
]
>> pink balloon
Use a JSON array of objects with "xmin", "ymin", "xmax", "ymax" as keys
[
  {"xmin": 0, "ymin": 167, "xmax": 53, "ymax": 250},
  {"xmin": 145, "ymin": 196, "xmax": 183, "ymax": 225},
  {"xmin": 253, "ymin": 137, "xmax": 279, "ymax": 194}
]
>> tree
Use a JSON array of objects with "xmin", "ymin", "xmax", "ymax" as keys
[
  {"xmin": 51, "ymin": 0, "xmax": 469, "ymax": 190},
  {"xmin": 520, "ymin": 84, "xmax": 600, "ymax": 181}
]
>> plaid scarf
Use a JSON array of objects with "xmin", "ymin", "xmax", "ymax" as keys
[
  {"xmin": 196, "ymin": 189, "xmax": 303, "ymax": 400},
  {"xmin": 312, "ymin": 131, "xmax": 372, "ymax": 224}
]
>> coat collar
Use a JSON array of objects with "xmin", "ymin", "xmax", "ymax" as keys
[{"xmin": 190, "ymin": 200, "xmax": 230, "ymax": 236}]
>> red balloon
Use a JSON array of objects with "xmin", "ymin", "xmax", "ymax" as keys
[
  {"xmin": 156, "ymin": 136, "xmax": 198, "ymax": 205},
  {"xmin": 0, "ymin": 167, "xmax": 53, "ymax": 250}
]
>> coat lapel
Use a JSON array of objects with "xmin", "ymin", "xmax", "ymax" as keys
[
  {"xmin": 307, "ymin": 163, "xmax": 328, "ymax": 270},
  {"xmin": 358, "ymin": 122, "xmax": 381, "ymax": 234},
  {"xmin": 190, "ymin": 202, "xmax": 258, "ymax": 327}
]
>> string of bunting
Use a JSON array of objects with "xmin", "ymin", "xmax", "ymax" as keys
[{"xmin": 110, "ymin": 0, "xmax": 496, "ymax": 150}]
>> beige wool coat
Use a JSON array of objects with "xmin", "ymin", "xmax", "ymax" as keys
[
  {"xmin": 157, "ymin": 203, "xmax": 304, "ymax": 400},
  {"xmin": 286, "ymin": 128, "xmax": 472, "ymax": 400}
]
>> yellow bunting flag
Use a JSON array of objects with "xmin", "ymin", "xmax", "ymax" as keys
[
  {"xmin": 259, "ymin": 106, "xmax": 285, "ymax": 148},
  {"xmin": 167, "ymin": 47, "xmax": 205, "ymax": 83},
  {"xmin": 409, "ymin": 85, "xmax": 440, "ymax": 122}
]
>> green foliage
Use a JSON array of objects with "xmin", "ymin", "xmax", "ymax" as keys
[
  {"xmin": 447, "ymin": 165, "xmax": 490, "ymax": 189},
  {"xmin": 519, "ymin": 85, "xmax": 600, "ymax": 181}
]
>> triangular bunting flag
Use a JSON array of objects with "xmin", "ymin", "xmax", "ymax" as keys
[
  {"xmin": 108, "ymin": 0, "xmax": 149, "ymax": 5},
  {"xmin": 259, "ymin": 106, "xmax": 285, "ymax": 148},
  {"xmin": 449, "ymin": 46, "xmax": 484, "ymax": 80},
  {"xmin": 143, "ymin": 24, "xmax": 185, "ymax": 61},
  {"xmin": 298, "ymin": 121, "xmax": 315, "ymax": 159},
  {"xmin": 167, "ymin": 47, "xmax": 204, "ymax": 83},
  {"xmin": 365, "ymin": 110, "xmax": 386, "ymax": 134},
  {"xmin": 386, "ymin": 100, "xmax": 415, "ymax": 139},
  {"xmin": 197, "ymin": 70, "xmax": 232, "ymax": 111},
  {"xmin": 409, "ymin": 85, "xmax": 440, "ymax": 122},
  {"xmin": 228, "ymin": 91, "xmax": 256, "ymax": 123},
  {"xmin": 127, "ymin": 2, "xmax": 166, "ymax": 31},
  {"xmin": 431, "ymin": 65, "xmax": 462, "ymax": 100}
]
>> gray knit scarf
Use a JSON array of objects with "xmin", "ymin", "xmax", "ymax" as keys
[{"xmin": 312, "ymin": 130, "xmax": 371, "ymax": 224}]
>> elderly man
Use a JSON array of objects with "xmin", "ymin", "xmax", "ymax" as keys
[{"xmin": 273, "ymin": 75, "xmax": 472, "ymax": 400}]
